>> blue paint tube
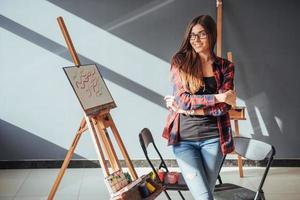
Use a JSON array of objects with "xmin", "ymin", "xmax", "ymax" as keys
[{"xmin": 139, "ymin": 182, "xmax": 150, "ymax": 198}]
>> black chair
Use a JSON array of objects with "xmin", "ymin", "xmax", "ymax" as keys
[
  {"xmin": 214, "ymin": 136, "xmax": 276, "ymax": 200},
  {"xmin": 139, "ymin": 128, "xmax": 189, "ymax": 200}
]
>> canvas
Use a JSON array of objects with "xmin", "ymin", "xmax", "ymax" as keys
[{"xmin": 63, "ymin": 64, "xmax": 116, "ymax": 116}]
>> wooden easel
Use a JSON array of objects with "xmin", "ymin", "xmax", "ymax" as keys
[
  {"xmin": 216, "ymin": 0, "xmax": 245, "ymax": 177},
  {"xmin": 48, "ymin": 17, "xmax": 138, "ymax": 200}
]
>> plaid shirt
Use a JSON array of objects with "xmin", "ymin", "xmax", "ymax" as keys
[{"xmin": 162, "ymin": 56, "xmax": 235, "ymax": 155}]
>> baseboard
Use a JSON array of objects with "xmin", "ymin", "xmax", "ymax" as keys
[{"xmin": 0, "ymin": 159, "xmax": 299, "ymax": 169}]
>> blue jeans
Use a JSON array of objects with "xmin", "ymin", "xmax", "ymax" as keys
[{"xmin": 172, "ymin": 137, "xmax": 223, "ymax": 200}]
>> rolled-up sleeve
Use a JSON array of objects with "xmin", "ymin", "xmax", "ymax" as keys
[{"xmin": 171, "ymin": 65, "xmax": 216, "ymax": 110}]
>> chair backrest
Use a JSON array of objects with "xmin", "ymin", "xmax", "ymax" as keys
[
  {"xmin": 139, "ymin": 128, "xmax": 155, "ymax": 153},
  {"xmin": 233, "ymin": 136, "xmax": 276, "ymax": 199},
  {"xmin": 234, "ymin": 137, "xmax": 275, "ymax": 161},
  {"xmin": 139, "ymin": 128, "xmax": 169, "ymax": 173},
  {"xmin": 139, "ymin": 128, "xmax": 189, "ymax": 200}
]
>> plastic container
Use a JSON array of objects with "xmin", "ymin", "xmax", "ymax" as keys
[
  {"xmin": 167, "ymin": 172, "xmax": 179, "ymax": 184},
  {"xmin": 139, "ymin": 182, "xmax": 150, "ymax": 198},
  {"xmin": 157, "ymin": 170, "xmax": 165, "ymax": 182}
]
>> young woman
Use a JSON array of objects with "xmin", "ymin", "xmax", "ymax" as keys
[{"xmin": 162, "ymin": 15, "xmax": 236, "ymax": 200}]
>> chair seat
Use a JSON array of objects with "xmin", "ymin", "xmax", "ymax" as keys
[
  {"xmin": 163, "ymin": 173, "xmax": 189, "ymax": 191},
  {"xmin": 214, "ymin": 183, "xmax": 265, "ymax": 200}
]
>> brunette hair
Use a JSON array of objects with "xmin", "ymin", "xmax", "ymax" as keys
[{"xmin": 172, "ymin": 15, "xmax": 217, "ymax": 94}]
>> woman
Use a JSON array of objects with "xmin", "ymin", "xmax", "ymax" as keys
[{"xmin": 162, "ymin": 15, "xmax": 236, "ymax": 200}]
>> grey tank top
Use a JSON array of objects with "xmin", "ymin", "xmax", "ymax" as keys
[{"xmin": 179, "ymin": 77, "xmax": 219, "ymax": 141}]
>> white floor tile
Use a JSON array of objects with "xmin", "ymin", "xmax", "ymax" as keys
[
  {"xmin": 264, "ymin": 193, "xmax": 300, "ymax": 200},
  {"xmin": 0, "ymin": 197, "xmax": 14, "ymax": 200},
  {"xmin": 78, "ymin": 168, "xmax": 110, "ymax": 198},
  {"xmin": 0, "ymin": 169, "xmax": 30, "ymax": 196},
  {"xmin": 13, "ymin": 196, "xmax": 47, "ymax": 200},
  {"xmin": 16, "ymin": 169, "xmax": 84, "ymax": 197},
  {"xmin": 244, "ymin": 167, "xmax": 300, "ymax": 194}
]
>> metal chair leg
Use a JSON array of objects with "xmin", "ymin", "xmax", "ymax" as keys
[
  {"xmin": 217, "ymin": 174, "xmax": 223, "ymax": 184},
  {"xmin": 164, "ymin": 190, "xmax": 171, "ymax": 200},
  {"xmin": 178, "ymin": 191, "xmax": 185, "ymax": 200}
]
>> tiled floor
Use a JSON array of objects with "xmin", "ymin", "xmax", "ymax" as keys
[{"xmin": 0, "ymin": 167, "xmax": 299, "ymax": 200}]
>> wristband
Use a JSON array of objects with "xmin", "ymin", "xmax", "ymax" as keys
[{"xmin": 185, "ymin": 110, "xmax": 195, "ymax": 116}]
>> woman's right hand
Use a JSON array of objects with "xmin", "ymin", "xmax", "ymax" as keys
[
  {"xmin": 215, "ymin": 90, "xmax": 236, "ymax": 107},
  {"xmin": 164, "ymin": 95, "xmax": 177, "ymax": 111}
]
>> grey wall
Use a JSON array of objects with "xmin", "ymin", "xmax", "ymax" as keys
[{"xmin": 1, "ymin": 0, "xmax": 299, "ymax": 160}]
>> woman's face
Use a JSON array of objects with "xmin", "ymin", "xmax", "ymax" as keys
[{"xmin": 189, "ymin": 24, "xmax": 209, "ymax": 54}]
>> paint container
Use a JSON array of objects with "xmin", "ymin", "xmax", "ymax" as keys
[
  {"xmin": 167, "ymin": 172, "xmax": 179, "ymax": 184},
  {"xmin": 111, "ymin": 185, "xmax": 117, "ymax": 193},
  {"xmin": 146, "ymin": 182, "xmax": 156, "ymax": 193},
  {"xmin": 139, "ymin": 182, "xmax": 150, "ymax": 198},
  {"xmin": 149, "ymin": 171, "xmax": 156, "ymax": 180},
  {"xmin": 115, "ymin": 182, "xmax": 121, "ymax": 191},
  {"xmin": 124, "ymin": 172, "xmax": 132, "ymax": 183},
  {"xmin": 157, "ymin": 170, "xmax": 165, "ymax": 182}
]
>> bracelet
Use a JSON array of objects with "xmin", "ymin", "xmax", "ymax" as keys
[{"xmin": 185, "ymin": 110, "xmax": 195, "ymax": 116}]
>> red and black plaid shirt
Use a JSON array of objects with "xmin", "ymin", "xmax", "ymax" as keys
[{"xmin": 162, "ymin": 56, "xmax": 235, "ymax": 155}]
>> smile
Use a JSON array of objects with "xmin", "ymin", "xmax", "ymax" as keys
[{"xmin": 194, "ymin": 44, "xmax": 202, "ymax": 48}]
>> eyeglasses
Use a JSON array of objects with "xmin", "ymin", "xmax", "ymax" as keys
[{"xmin": 189, "ymin": 31, "xmax": 207, "ymax": 40}]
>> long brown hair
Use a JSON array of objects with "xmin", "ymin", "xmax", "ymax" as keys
[{"xmin": 172, "ymin": 15, "xmax": 217, "ymax": 94}]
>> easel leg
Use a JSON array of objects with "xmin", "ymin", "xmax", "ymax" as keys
[
  {"xmin": 227, "ymin": 51, "xmax": 244, "ymax": 178},
  {"xmin": 92, "ymin": 117, "xmax": 121, "ymax": 173},
  {"xmin": 85, "ymin": 116, "xmax": 110, "ymax": 176},
  {"xmin": 234, "ymin": 120, "xmax": 244, "ymax": 177},
  {"xmin": 108, "ymin": 114, "xmax": 138, "ymax": 180},
  {"xmin": 216, "ymin": 0, "xmax": 223, "ymax": 57},
  {"xmin": 102, "ymin": 129, "xmax": 121, "ymax": 172},
  {"xmin": 48, "ymin": 118, "xmax": 87, "ymax": 200}
]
